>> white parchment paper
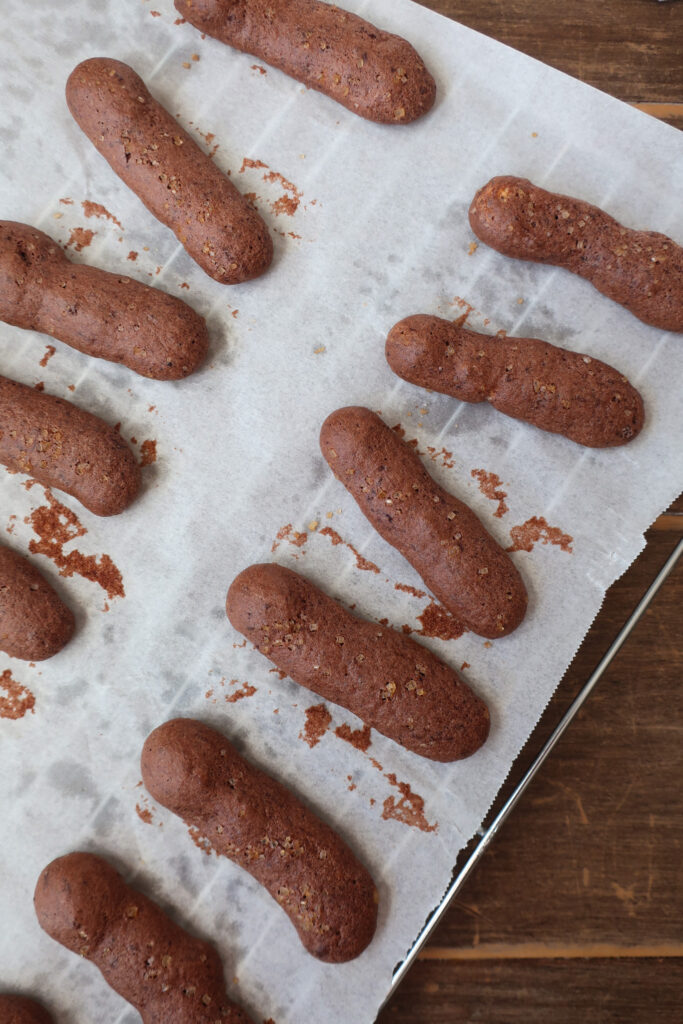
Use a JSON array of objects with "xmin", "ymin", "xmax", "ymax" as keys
[{"xmin": 1, "ymin": 1, "xmax": 682, "ymax": 1021}]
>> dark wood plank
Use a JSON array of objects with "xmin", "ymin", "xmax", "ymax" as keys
[
  {"xmin": 378, "ymin": 958, "xmax": 683, "ymax": 1023},
  {"xmin": 425, "ymin": 533, "xmax": 683, "ymax": 950},
  {"xmin": 413, "ymin": 0, "xmax": 683, "ymax": 105}
]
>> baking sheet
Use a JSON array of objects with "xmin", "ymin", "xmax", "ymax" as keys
[{"xmin": 1, "ymin": 1, "xmax": 682, "ymax": 1021}]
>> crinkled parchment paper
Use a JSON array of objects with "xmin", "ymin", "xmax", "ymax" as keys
[{"xmin": 1, "ymin": 1, "xmax": 682, "ymax": 1021}]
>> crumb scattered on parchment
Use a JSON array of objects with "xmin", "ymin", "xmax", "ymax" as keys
[
  {"xmin": 319, "ymin": 526, "xmax": 379, "ymax": 574},
  {"xmin": 314, "ymin": 345, "xmax": 326, "ymax": 354},
  {"xmin": 507, "ymin": 516, "xmax": 573, "ymax": 554},
  {"xmin": 426, "ymin": 445, "xmax": 455, "ymax": 470},
  {"xmin": 381, "ymin": 773, "xmax": 438, "ymax": 833},
  {"xmin": 225, "ymin": 679, "xmax": 257, "ymax": 704},
  {"xmin": 33, "ymin": 382, "xmax": 45, "ymax": 392},
  {"xmin": 0, "ymin": 670, "xmax": 36, "ymax": 720},
  {"xmin": 6, "ymin": 514, "xmax": 17, "ymax": 535},
  {"xmin": 416, "ymin": 601, "xmax": 464, "ymax": 642},
  {"xmin": 26, "ymin": 488, "xmax": 124, "ymax": 600},
  {"xmin": 471, "ymin": 468, "xmax": 509, "ymax": 518},
  {"xmin": 335, "ymin": 723, "xmax": 372, "ymax": 752},
  {"xmin": 127, "ymin": 251, "xmax": 138, "ymax": 261},
  {"xmin": 150, "ymin": 9, "xmax": 161, "ymax": 16},
  {"xmin": 140, "ymin": 439, "xmax": 157, "ymax": 466},
  {"xmin": 395, "ymin": 582, "xmax": 426, "ymax": 599},
  {"xmin": 65, "ymin": 227, "xmax": 95, "ymax": 252},
  {"xmin": 59, "ymin": 198, "xmax": 73, "ymax": 205},
  {"xmin": 180, "ymin": 282, "xmax": 190, "ymax": 289},
  {"xmin": 251, "ymin": 64, "xmax": 267, "ymax": 74},
  {"xmin": 468, "ymin": 241, "xmax": 478, "ymax": 255},
  {"xmin": 300, "ymin": 704, "xmax": 332, "ymax": 748},
  {"xmin": 81, "ymin": 200, "xmax": 123, "ymax": 230},
  {"xmin": 531, "ymin": 131, "xmax": 538, "ymax": 138},
  {"xmin": 39, "ymin": 345, "xmax": 56, "ymax": 368},
  {"xmin": 269, "ymin": 667, "xmax": 287, "ymax": 680},
  {"xmin": 450, "ymin": 295, "xmax": 476, "ymax": 328},
  {"xmin": 239, "ymin": 157, "xmax": 308, "ymax": 217},
  {"xmin": 271, "ymin": 523, "xmax": 307, "ymax": 554},
  {"xmin": 174, "ymin": 16, "xmax": 186, "ymax": 24},
  {"xmin": 182, "ymin": 61, "xmax": 191, "ymax": 69}
]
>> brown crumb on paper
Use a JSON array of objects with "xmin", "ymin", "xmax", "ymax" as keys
[
  {"xmin": 319, "ymin": 526, "xmax": 380, "ymax": 574},
  {"xmin": 251, "ymin": 64, "xmax": 267, "ymax": 75},
  {"xmin": 471, "ymin": 468, "xmax": 509, "ymax": 518},
  {"xmin": 26, "ymin": 488, "xmax": 125, "ymax": 600},
  {"xmin": 39, "ymin": 345, "xmax": 56, "ymax": 368},
  {"xmin": 271, "ymin": 523, "xmax": 307, "ymax": 554},
  {"xmin": 417, "ymin": 601, "xmax": 464, "ymax": 641},
  {"xmin": 507, "ymin": 516, "xmax": 573, "ymax": 554},
  {"xmin": 468, "ymin": 241, "xmax": 478, "ymax": 255},
  {"xmin": 300, "ymin": 704, "xmax": 331, "ymax": 748},
  {"xmin": 127, "ymin": 250, "xmax": 138, "ymax": 261},
  {"xmin": 140, "ymin": 439, "xmax": 157, "ymax": 466},
  {"xmin": 225, "ymin": 679, "xmax": 257, "ymax": 704},
  {"xmin": 0, "ymin": 669, "xmax": 36, "ymax": 720},
  {"xmin": 395, "ymin": 582, "xmax": 427, "ymax": 599},
  {"xmin": 65, "ymin": 227, "xmax": 95, "ymax": 252},
  {"xmin": 81, "ymin": 200, "xmax": 122, "ymax": 230},
  {"xmin": 381, "ymin": 772, "xmax": 437, "ymax": 833},
  {"xmin": 335, "ymin": 723, "xmax": 372, "ymax": 752},
  {"xmin": 59, "ymin": 197, "xmax": 73, "ymax": 206},
  {"xmin": 135, "ymin": 802, "xmax": 155, "ymax": 825}
]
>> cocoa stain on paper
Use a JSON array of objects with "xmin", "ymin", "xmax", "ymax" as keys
[
  {"xmin": 0, "ymin": 670, "xmax": 36, "ymax": 720},
  {"xmin": 140, "ymin": 439, "xmax": 157, "ymax": 466},
  {"xmin": 39, "ymin": 345, "xmax": 56, "ymax": 368},
  {"xmin": 239, "ymin": 157, "xmax": 308, "ymax": 217},
  {"xmin": 335, "ymin": 723, "xmax": 372, "ymax": 752},
  {"xmin": 319, "ymin": 526, "xmax": 380, "ymax": 574},
  {"xmin": 507, "ymin": 516, "xmax": 573, "ymax": 554},
  {"xmin": 81, "ymin": 200, "xmax": 123, "ymax": 230},
  {"xmin": 26, "ymin": 488, "xmax": 125, "ymax": 600},
  {"xmin": 471, "ymin": 468, "xmax": 509, "ymax": 518},
  {"xmin": 382, "ymin": 772, "xmax": 438, "ymax": 833},
  {"xmin": 65, "ymin": 227, "xmax": 95, "ymax": 252},
  {"xmin": 300, "ymin": 704, "xmax": 332, "ymax": 748}
]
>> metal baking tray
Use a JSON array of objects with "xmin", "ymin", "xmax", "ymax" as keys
[{"xmin": 381, "ymin": 535, "xmax": 683, "ymax": 1007}]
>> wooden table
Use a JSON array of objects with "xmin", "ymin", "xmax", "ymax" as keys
[{"xmin": 378, "ymin": 3, "xmax": 683, "ymax": 1020}]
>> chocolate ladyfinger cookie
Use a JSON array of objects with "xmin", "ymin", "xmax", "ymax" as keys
[
  {"xmin": 66, "ymin": 58, "xmax": 273, "ymax": 284},
  {"xmin": 226, "ymin": 563, "xmax": 490, "ymax": 761},
  {"xmin": 0, "ymin": 543, "xmax": 75, "ymax": 660},
  {"xmin": 0, "ymin": 375, "xmax": 140, "ymax": 516},
  {"xmin": 175, "ymin": 0, "xmax": 436, "ymax": 124},
  {"xmin": 320, "ymin": 407, "xmax": 527, "ymax": 638},
  {"xmin": 386, "ymin": 314, "xmax": 645, "ymax": 447},
  {"xmin": 34, "ymin": 852, "xmax": 253, "ymax": 1024},
  {"xmin": 0, "ymin": 996, "xmax": 54, "ymax": 1024},
  {"xmin": 469, "ymin": 176, "xmax": 683, "ymax": 332},
  {"xmin": 0, "ymin": 222, "xmax": 208, "ymax": 380},
  {"xmin": 141, "ymin": 718, "xmax": 378, "ymax": 962}
]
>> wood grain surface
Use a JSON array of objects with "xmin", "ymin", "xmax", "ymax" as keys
[{"xmin": 379, "ymin": 2, "xmax": 682, "ymax": 1020}]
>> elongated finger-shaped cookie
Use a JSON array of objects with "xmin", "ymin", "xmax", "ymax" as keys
[
  {"xmin": 320, "ymin": 407, "xmax": 527, "ymax": 638},
  {"xmin": 0, "ymin": 995, "xmax": 54, "ymax": 1024},
  {"xmin": 0, "ymin": 375, "xmax": 140, "ymax": 516},
  {"xmin": 386, "ymin": 314, "xmax": 645, "ymax": 447},
  {"xmin": 0, "ymin": 542, "xmax": 75, "ymax": 660},
  {"xmin": 141, "ymin": 718, "xmax": 378, "ymax": 962},
  {"xmin": 175, "ymin": 0, "xmax": 436, "ymax": 124},
  {"xmin": 469, "ymin": 176, "xmax": 683, "ymax": 332},
  {"xmin": 34, "ymin": 852, "xmax": 253, "ymax": 1024},
  {"xmin": 66, "ymin": 58, "xmax": 273, "ymax": 284},
  {"xmin": 226, "ymin": 563, "xmax": 490, "ymax": 761},
  {"xmin": 0, "ymin": 222, "xmax": 208, "ymax": 380}
]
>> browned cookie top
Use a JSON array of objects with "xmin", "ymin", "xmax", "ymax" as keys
[
  {"xmin": 469, "ymin": 176, "xmax": 683, "ymax": 332},
  {"xmin": 66, "ymin": 58, "xmax": 273, "ymax": 284},
  {"xmin": 175, "ymin": 0, "xmax": 436, "ymax": 123}
]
